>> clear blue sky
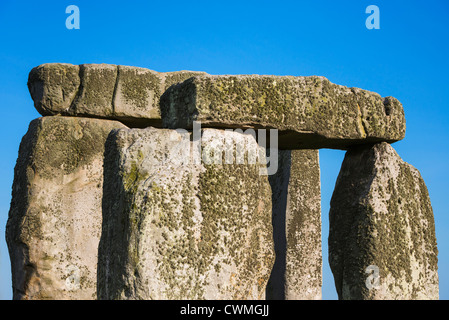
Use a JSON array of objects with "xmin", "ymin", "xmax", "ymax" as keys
[{"xmin": 0, "ymin": 0, "xmax": 448, "ymax": 300}]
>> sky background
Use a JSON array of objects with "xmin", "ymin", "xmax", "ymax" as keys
[{"xmin": 0, "ymin": 0, "xmax": 448, "ymax": 300}]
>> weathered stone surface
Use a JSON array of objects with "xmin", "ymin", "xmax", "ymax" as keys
[
  {"xmin": 98, "ymin": 127, "xmax": 274, "ymax": 299},
  {"xmin": 6, "ymin": 116, "xmax": 127, "ymax": 300},
  {"xmin": 163, "ymin": 71, "xmax": 209, "ymax": 91},
  {"xmin": 113, "ymin": 65, "xmax": 162, "ymax": 121},
  {"xmin": 266, "ymin": 150, "xmax": 322, "ymax": 300},
  {"xmin": 27, "ymin": 63, "xmax": 206, "ymax": 127},
  {"xmin": 329, "ymin": 142, "xmax": 438, "ymax": 300},
  {"xmin": 160, "ymin": 75, "xmax": 406, "ymax": 149},
  {"xmin": 74, "ymin": 64, "xmax": 117, "ymax": 118},
  {"xmin": 28, "ymin": 63, "xmax": 80, "ymax": 116}
]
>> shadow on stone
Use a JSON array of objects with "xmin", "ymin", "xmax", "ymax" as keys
[{"xmin": 265, "ymin": 150, "xmax": 291, "ymax": 300}]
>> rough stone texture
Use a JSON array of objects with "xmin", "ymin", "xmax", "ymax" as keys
[
  {"xmin": 6, "ymin": 116, "xmax": 127, "ymax": 300},
  {"xmin": 27, "ymin": 63, "xmax": 206, "ymax": 127},
  {"xmin": 74, "ymin": 64, "xmax": 117, "ymax": 118},
  {"xmin": 160, "ymin": 75, "xmax": 406, "ymax": 149},
  {"xmin": 19, "ymin": 62, "xmax": 433, "ymax": 302},
  {"xmin": 329, "ymin": 142, "xmax": 438, "ymax": 300},
  {"xmin": 113, "ymin": 65, "xmax": 162, "ymax": 121},
  {"xmin": 266, "ymin": 150, "xmax": 322, "ymax": 300},
  {"xmin": 98, "ymin": 127, "xmax": 274, "ymax": 300},
  {"xmin": 28, "ymin": 63, "xmax": 80, "ymax": 116},
  {"xmin": 163, "ymin": 71, "xmax": 209, "ymax": 91}
]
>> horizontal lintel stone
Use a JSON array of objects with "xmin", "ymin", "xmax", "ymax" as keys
[
  {"xmin": 160, "ymin": 75, "xmax": 406, "ymax": 150},
  {"xmin": 27, "ymin": 63, "xmax": 207, "ymax": 127}
]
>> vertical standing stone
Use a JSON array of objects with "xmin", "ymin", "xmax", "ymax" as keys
[
  {"xmin": 329, "ymin": 142, "xmax": 439, "ymax": 300},
  {"xmin": 98, "ymin": 127, "xmax": 275, "ymax": 300},
  {"xmin": 266, "ymin": 149, "xmax": 322, "ymax": 300},
  {"xmin": 6, "ymin": 116, "xmax": 127, "ymax": 300}
]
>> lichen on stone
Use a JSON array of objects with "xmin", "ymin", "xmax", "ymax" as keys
[
  {"xmin": 97, "ymin": 127, "xmax": 274, "ymax": 300},
  {"xmin": 329, "ymin": 142, "xmax": 438, "ymax": 300}
]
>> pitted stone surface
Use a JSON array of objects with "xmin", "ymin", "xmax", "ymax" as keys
[
  {"xmin": 329, "ymin": 142, "xmax": 438, "ymax": 300},
  {"xmin": 6, "ymin": 116, "xmax": 127, "ymax": 300},
  {"xmin": 10, "ymin": 62, "xmax": 438, "ymax": 302},
  {"xmin": 98, "ymin": 127, "xmax": 275, "ymax": 300},
  {"xmin": 161, "ymin": 75, "xmax": 405, "ymax": 149},
  {"xmin": 27, "ymin": 63, "xmax": 80, "ymax": 116},
  {"xmin": 27, "ymin": 63, "xmax": 206, "ymax": 127}
]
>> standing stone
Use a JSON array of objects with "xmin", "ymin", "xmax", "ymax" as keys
[
  {"xmin": 98, "ymin": 127, "xmax": 275, "ymax": 300},
  {"xmin": 266, "ymin": 150, "xmax": 322, "ymax": 300},
  {"xmin": 329, "ymin": 142, "xmax": 438, "ymax": 300},
  {"xmin": 6, "ymin": 116, "xmax": 127, "ymax": 300}
]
